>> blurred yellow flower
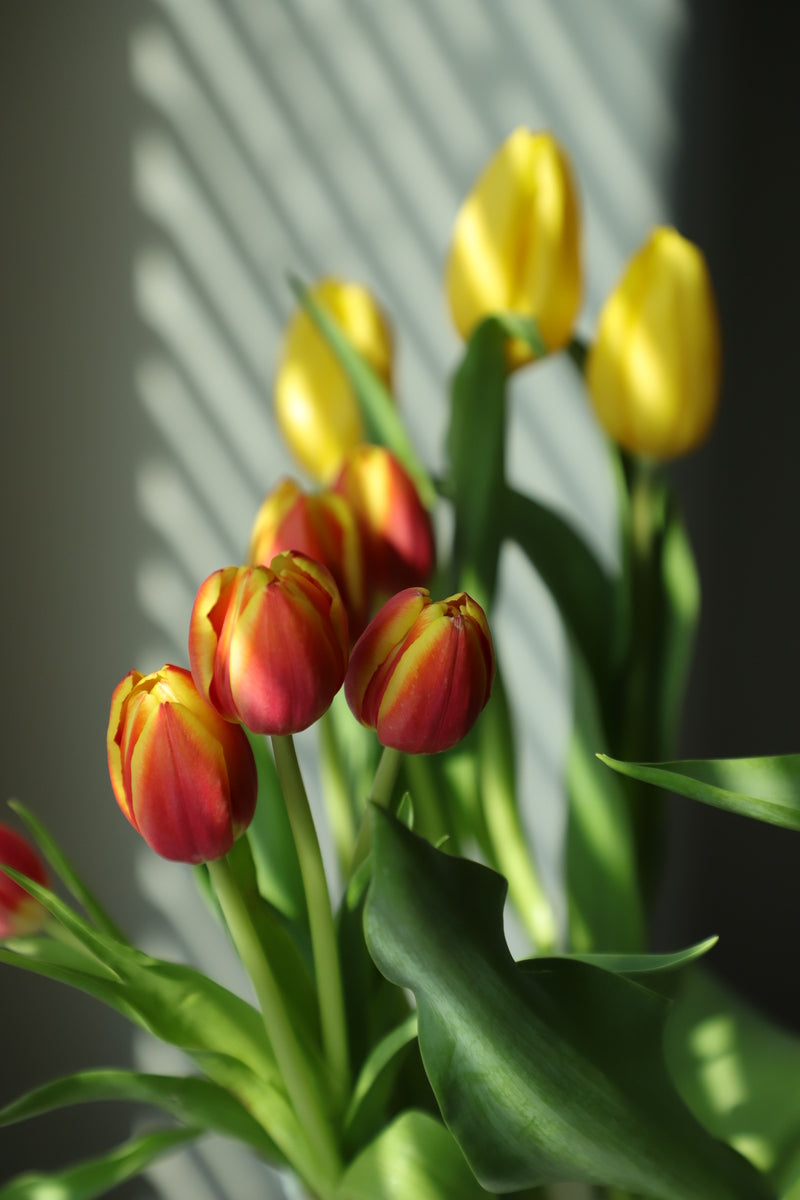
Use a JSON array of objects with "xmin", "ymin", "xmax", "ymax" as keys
[
  {"xmin": 587, "ymin": 227, "xmax": 721, "ymax": 459},
  {"xmin": 445, "ymin": 128, "xmax": 582, "ymax": 366},
  {"xmin": 275, "ymin": 279, "xmax": 393, "ymax": 481}
]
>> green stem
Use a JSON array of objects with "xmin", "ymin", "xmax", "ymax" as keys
[
  {"xmin": 349, "ymin": 744, "xmax": 403, "ymax": 874},
  {"xmin": 318, "ymin": 707, "xmax": 358, "ymax": 870},
  {"xmin": 271, "ymin": 734, "xmax": 350, "ymax": 1108},
  {"xmin": 207, "ymin": 856, "xmax": 340, "ymax": 1190}
]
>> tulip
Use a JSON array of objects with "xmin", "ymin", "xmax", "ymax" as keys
[
  {"xmin": 0, "ymin": 823, "xmax": 48, "ymax": 938},
  {"xmin": 248, "ymin": 478, "xmax": 367, "ymax": 637},
  {"xmin": 189, "ymin": 552, "xmax": 349, "ymax": 735},
  {"xmin": 445, "ymin": 128, "xmax": 582, "ymax": 366},
  {"xmin": 332, "ymin": 444, "xmax": 435, "ymax": 602},
  {"xmin": 586, "ymin": 226, "xmax": 721, "ymax": 460},
  {"xmin": 107, "ymin": 665, "xmax": 257, "ymax": 864},
  {"xmin": 345, "ymin": 587, "xmax": 495, "ymax": 754},
  {"xmin": 275, "ymin": 278, "xmax": 394, "ymax": 482}
]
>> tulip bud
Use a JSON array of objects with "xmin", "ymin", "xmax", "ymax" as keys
[
  {"xmin": 275, "ymin": 278, "xmax": 394, "ymax": 482},
  {"xmin": 332, "ymin": 445, "xmax": 435, "ymax": 602},
  {"xmin": 586, "ymin": 226, "xmax": 721, "ymax": 460},
  {"xmin": 345, "ymin": 587, "xmax": 495, "ymax": 754},
  {"xmin": 108, "ymin": 666, "xmax": 257, "ymax": 864},
  {"xmin": 0, "ymin": 823, "xmax": 48, "ymax": 938},
  {"xmin": 445, "ymin": 128, "xmax": 582, "ymax": 366},
  {"xmin": 190, "ymin": 552, "xmax": 349, "ymax": 736},
  {"xmin": 248, "ymin": 477, "xmax": 367, "ymax": 637}
]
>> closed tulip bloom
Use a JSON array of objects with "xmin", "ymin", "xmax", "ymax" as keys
[
  {"xmin": 333, "ymin": 445, "xmax": 435, "ymax": 602},
  {"xmin": 249, "ymin": 478, "xmax": 367, "ymax": 637},
  {"xmin": 345, "ymin": 587, "xmax": 495, "ymax": 754},
  {"xmin": 587, "ymin": 226, "xmax": 721, "ymax": 460},
  {"xmin": 445, "ymin": 128, "xmax": 582, "ymax": 366},
  {"xmin": 275, "ymin": 278, "xmax": 394, "ymax": 482},
  {"xmin": 0, "ymin": 824, "xmax": 48, "ymax": 938},
  {"xmin": 190, "ymin": 553, "xmax": 349, "ymax": 735},
  {"xmin": 107, "ymin": 665, "xmax": 257, "ymax": 864}
]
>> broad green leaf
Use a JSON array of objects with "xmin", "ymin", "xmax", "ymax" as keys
[
  {"xmin": 365, "ymin": 808, "xmax": 770, "ymax": 1199},
  {"xmin": 337, "ymin": 1109, "xmax": 491, "ymax": 1200},
  {"xmin": 0, "ymin": 1126, "xmax": 199, "ymax": 1200},
  {"xmin": 598, "ymin": 754, "xmax": 800, "ymax": 832},
  {"xmin": 565, "ymin": 642, "xmax": 645, "ymax": 953},
  {"xmin": 502, "ymin": 485, "xmax": 617, "ymax": 693},
  {"xmin": 289, "ymin": 275, "xmax": 435, "ymax": 508},
  {"xmin": 0, "ymin": 1068, "xmax": 274, "ymax": 1159},
  {"xmin": 666, "ymin": 969, "xmax": 800, "ymax": 1196},
  {"xmin": 8, "ymin": 799, "xmax": 127, "ymax": 942}
]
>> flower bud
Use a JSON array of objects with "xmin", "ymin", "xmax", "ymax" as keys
[
  {"xmin": 445, "ymin": 128, "xmax": 582, "ymax": 366},
  {"xmin": 107, "ymin": 665, "xmax": 257, "ymax": 864},
  {"xmin": 275, "ymin": 278, "xmax": 394, "ymax": 482},
  {"xmin": 189, "ymin": 552, "xmax": 349, "ymax": 735},
  {"xmin": 586, "ymin": 226, "xmax": 721, "ymax": 460},
  {"xmin": 0, "ymin": 823, "xmax": 48, "ymax": 938},
  {"xmin": 332, "ymin": 445, "xmax": 435, "ymax": 602},
  {"xmin": 248, "ymin": 478, "xmax": 367, "ymax": 637},
  {"xmin": 345, "ymin": 588, "xmax": 495, "ymax": 754}
]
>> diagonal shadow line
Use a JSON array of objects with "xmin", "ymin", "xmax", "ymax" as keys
[
  {"xmin": 133, "ymin": 126, "xmax": 282, "ymax": 390},
  {"xmin": 342, "ymin": 0, "xmax": 484, "ymax": 191},
  {"xmin": 130, "ymin": 23, "xmax": 320, "ymax": 286},
  {"xmin": 262, "ymin": 0, "xmax": 445, "ymax": 267},
  {"xmin": 133, "ymin": 241, "xmax": 275, "ymax": 494},
  {"xmin": 155, "ymin": 0, "xmax": 445, "ymax": 386}
]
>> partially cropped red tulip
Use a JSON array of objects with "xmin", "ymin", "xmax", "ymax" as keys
[
  {"xmin": 107, "ymin": 665, "xmax": 257, "ymax": 864},
  {"xmin": 248, "ymin": 478, "xmax": 367, "ymax": 637},
  {"xmin": 0, "ymin": 824, "xmax": 48, "ymax": 938},
  {"xmin": 189, "ymin": 552, "xmax": 349, "ymax": 735},
  {"xmin": 345, "ymin": 587, "xmax": 495, "ymax": 754},
  {"xmin": 332, "ymin": 445, "xmax": 435, "ymax": 602}
]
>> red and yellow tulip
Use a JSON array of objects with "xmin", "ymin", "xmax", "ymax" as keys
[
  {"xmin": 0, "ymin": 823, "xmax": 48, "ymax": 938},
  {"xmin": 190, "ymin": 553, "xmax": 349, "ymax": 736},
  {"xmin": 107, "ymin": 665, "xmax": 257, "ymax": 864},
  {"xmin": 345, "ymin": 587, "xmax": 495, "ymax": 754}
]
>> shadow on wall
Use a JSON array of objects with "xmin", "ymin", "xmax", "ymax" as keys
[{"xmin": 655, "ymin": 0, "xmax": 800, "ymax": 1033}]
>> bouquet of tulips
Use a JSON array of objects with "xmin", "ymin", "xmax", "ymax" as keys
[{"xmin": 3, "ymin": 128, "xmax": 799, "ymax": 1200}]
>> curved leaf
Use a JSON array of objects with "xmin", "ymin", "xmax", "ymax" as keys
[
  {"xmin": 337, "ymin": 1109, "xmax": 490, "ymax": 1200},
  {"xmin": 519, "ymin": 936, "xmax": 719, "ymax": 980},
  {"xmin": 0, "ymin": 1068, "xmax": 275, "ymax": 1159},
  {"xmin": 365, "ymin": 808, "xmax": 771, "ymax": 1199},
  {"xmin": 598, "ymin": 754, "xmax": 800, "ymax": 831},
  {"xmin": 0, "ymin": 1126, "xmax": 199, "ymax": 1200}
]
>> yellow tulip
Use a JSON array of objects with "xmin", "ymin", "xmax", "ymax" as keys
[
  {"xmin": 445, "ymin": 128, "xmax": 582, "ymax": 366},
  {"xmin": 587, "ymin": 227, "xmax": 721, "ymax": 460},
  {"xmin": 274, "ymin": 279, "xmax": 393, "ymax": 482}
]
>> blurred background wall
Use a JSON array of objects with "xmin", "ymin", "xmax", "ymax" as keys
[{"xmin": 2, "ymin": 1, "xmax": 799, "ymax": 1196}]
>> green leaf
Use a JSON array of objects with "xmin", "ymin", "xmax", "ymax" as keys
[
  {"xmin": 547, "ymin": 936, "xmax": 718, "ymax": 979},
  {"xmin": 289, "ymin": 275, "xmax": 435, "ymax": 508},
  {"xmin": 365, "ymin": 808, "xmax": 771, "ymax": 1199},
  {"xmin": 565, "ymin": 642, "xmax": 645, "ymax": 953},
  {"xmin": 0, "ymin": 1126, "xmax": 199, "ymax": 1200},
  {"xmin": 598, "ymin": 754, "xmax": 800, "ymax": 832},
  {"xmin": 245, "ymin": 731, "xmax": 308, "ymax": 929},
  {"xmin": 0, "ymin": 1068, "xmax": 274, "ymax": 1159},
  {"xmin": 502, "ymin": 485, "xmax": 617, "ymax": 692},
  {"xmin": 666, "ymin": 969, "xmax": 800, "ymax": 1195},
  {"xmin": 343, "ymin": 1013, "xmax": 419, "ymax": 1153},
  {"xmin": 8, "ymin": 799, "xmax": 127, "ymax": 941},
  {"xmin": 337, "ymin": 1110, "xmax": 491, "ymax": 1200},
  {"xmin": 319, "ymin": 691, "xmax": 381, "ymax": 869},
  {"xmin": 446, "ymin": 316, "xmax": 507, "ymax": 608},
  {"xmin": 655, "ymin": 497, "xmax": 700, "ymax": 755}
]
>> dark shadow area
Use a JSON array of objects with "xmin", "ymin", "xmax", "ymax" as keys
[{"xmin": 654, "ymin": 0, "xmax": 800, "ymax": 1032}]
